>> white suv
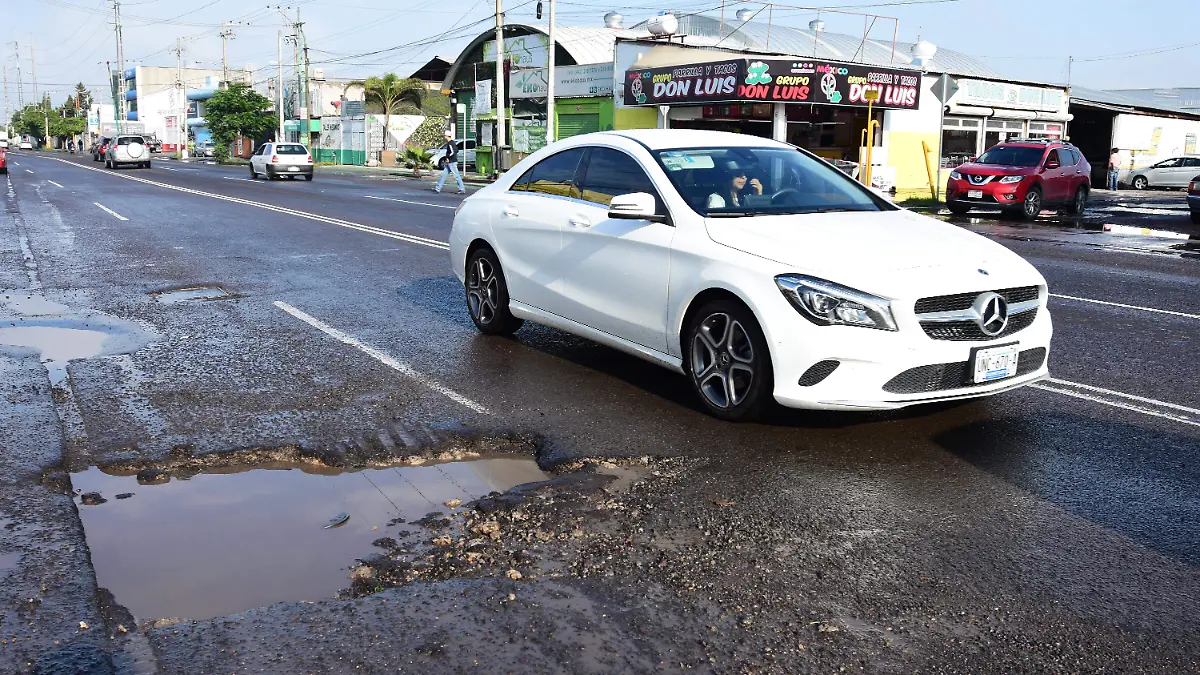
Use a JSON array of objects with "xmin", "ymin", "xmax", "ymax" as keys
[{"xmin": 105, "ymin": 135, "xmax": 151, "ymax": 169}]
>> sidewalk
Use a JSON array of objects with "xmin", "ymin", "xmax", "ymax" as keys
[{"xmin": 316, "ymin": 162, "xmax": 494, "ymax": 185}]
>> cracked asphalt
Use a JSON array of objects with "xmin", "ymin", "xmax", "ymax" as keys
[{"xmin": 0, "ymin": 150, "xmax": 1196, "ymax": 674}]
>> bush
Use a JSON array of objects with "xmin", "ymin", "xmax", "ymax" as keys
[
  {"xmin": 406, "ymin": 116, "xmax": 448, "ymax": 148},
  {"xmin": 403, "ymin": 146, "xmax": 433, "ymax": 178}
]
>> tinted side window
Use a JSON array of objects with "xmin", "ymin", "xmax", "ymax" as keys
[
  {"xmin": 577, "ymin": 147, "xmax": 660, "ymax": 208},
  {"xmin": 1183, "ymin": 157, "xmax": 1200, "ymax": 168},
  {"xmin": 1058, "ymin": 148, "xmax": 1077, "ymax": 166},
  {"xmin": 513, "ymin": 149, "xmax": 584, "ymax": 198}
]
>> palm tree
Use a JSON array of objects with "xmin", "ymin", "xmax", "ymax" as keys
[{"xmin": 346, "ymin": 74, "xmax": 426, "ymax": 152}]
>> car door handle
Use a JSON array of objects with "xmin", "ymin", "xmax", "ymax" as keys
[
  {"xmin": 502, "ymin": 205, "xmax": 519, "ymax": 218},
  {"xmin": 568, "ymin": 216, "xmax": 592, "ymax": 228}
]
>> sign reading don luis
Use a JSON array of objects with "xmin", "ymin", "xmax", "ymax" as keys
[
  {"xmin": 624, "ymin": 58, "xmax": 921, "ymax": 110},
  {"xmin": 955, "ymin": 78, "xmax": 1065, "ymax": 112},
  {"xmin": 510, "ymin": 63, "xmax": 615, "ymax": 99}
]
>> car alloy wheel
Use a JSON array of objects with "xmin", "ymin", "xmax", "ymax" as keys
[
  {"xmin": 1133, "ymin": 176, "xmax": 1148, "ymax": 190},
  {"xmin": 465, "ymin": 248, "xmax": 523, "ymax": 336},
  {"xmin": 1068, "ymin": 186, "xmax": 1087, "ymax": 215},
  {"xmin": 686, "ymin": 300, "xmax": 772, "ymax": 421},
  {"xmin": 1021, "ymin": 188, "xmax": 1042, "ymax": 220}
]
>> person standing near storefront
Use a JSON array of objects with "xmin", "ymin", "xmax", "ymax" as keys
[
  {"xmin": 433, "ymin": 131, "xmax": 466, "ymax": 194},
  {"xmin": 1108, "ymin": 147, "xmax": 1122, "ymax": 191}
]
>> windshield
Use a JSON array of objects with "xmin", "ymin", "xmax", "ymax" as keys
[
  {"xmin": 652, "ymin": 147, "xmax": 885, "ymax": 217},
  {"xmin": 976, "ymin": 146, "xmax": 1045, "ymax": 167},
  {"xmin": 276, "ymin": 144, "xmax": 307, "ymax": 155}
]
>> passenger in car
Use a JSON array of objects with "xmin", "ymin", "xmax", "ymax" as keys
[{"xmin": 706, "ymin": 169, "xmax": 763, "ymax": 208}]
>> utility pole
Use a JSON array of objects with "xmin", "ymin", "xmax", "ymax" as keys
[
  {"xmin": 113, "ymin": 0, "xmax": 126, "ymax": 127},
  {"xmin": 299, "ymin": 8, "xmax": 311, "ymax": 149},
  {"xmin": 277, "ymin": 30, "xmax": 284, "ymax": 142},
  {"xmin": 220, "ymin": 22, "xmax": 233, "ymax": 85},
  {"xmin": 29, "ymin": 38, "xmax": 38, "ymax": 106},
  {"xmin": 546, "ymin": 0, "xmax": 555, "ymax": 145},
  {"xmin": 14, "ymin": 42, "xmax": 24, "ymax": 108},
  {"xmin": 174, "ymin": 37, "xmax": 187, "ymax": 156},
  {"xmin": 494, "ymin": 0, "xmax": 506, "ymax": 158}
]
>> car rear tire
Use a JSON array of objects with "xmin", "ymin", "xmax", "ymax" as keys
[
  {"xmin": 947, "ymin": 202, "xmax": 970, "ymax": 215},
  {"xmin": 1132, "ymin": 175, "xmax": 1148, "ymax": 190},
  {"xmin": 1019, "ymin": 187, "xmax": 1042, "ymax": 220},
  {"xmin": 465, "ymin": 247, "xmax": 524, "ymax": 336},
  {"xmin": 1066, "ymin": 186, "xmax": 1088, "ymax": 214},
  {"xmin": 304, "ymin": 174, "xmax": 313, "ymax": 182},
  {"xmin": 685, "ymin": 299, "xmax": 774, "ymax": 422}
]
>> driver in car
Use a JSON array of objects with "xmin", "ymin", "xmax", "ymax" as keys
[{"xmin": 707, "ymin": 168, "xmax": 763, "ymax": 208}]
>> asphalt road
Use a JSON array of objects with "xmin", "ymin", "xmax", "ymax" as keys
[{"xmin": 1, "ymin": 150, "xmax": 1197, "ymax": 674}]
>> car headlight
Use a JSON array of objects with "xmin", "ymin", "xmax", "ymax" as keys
[
  {"xmin": 950, "ymin": 171, "xmax": 962, "ymax": 180},
  {"xmin": 998, "ymin": 175, "xmax": 1024, "ymax": 184},
  {"xmin": 775, "ymin": 275, "xmax": 897, "ymax": 331}
]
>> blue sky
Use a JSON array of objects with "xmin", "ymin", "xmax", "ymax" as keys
[{"xmin": 6, "ymin": 0, "xmax": 1198, "ymax": 109}]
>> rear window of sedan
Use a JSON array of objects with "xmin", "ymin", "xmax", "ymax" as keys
[
  {"xmin": 275, "ymin": 144, "xmax": 308, "ymax": 155},
  {"xmin": 116, "ymin": 136, "xmax": 145, "ymax": 145}
]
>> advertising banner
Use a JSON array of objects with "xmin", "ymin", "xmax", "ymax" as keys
[
  {"xmin": 474, "ymin": 80, "xmax": 492, "ymax": 115},
  {"xmin": 624, "ymin": 58, "xmax": 921, "ymax": 111},
  {"xmin": 510, "ymin": 63, "xmax": 616, "ymax": 99}
]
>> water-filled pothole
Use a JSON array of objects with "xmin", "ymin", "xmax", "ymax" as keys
[
  {"xmin": 72, "ymin": 458, "xmax": 548, "ymax": 622},
  {"xmin": 0, "ymin": 325, "xmax": 109, "ymax": 385},
  {"xmin": 149, "ymin": 286, "xmax": 231, "ymax": 303}
]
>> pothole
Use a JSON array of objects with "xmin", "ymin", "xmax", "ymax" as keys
[
  {"xmin": 71, "ymin": 458, "xmax": 549, "ymax": 622},
  {"xmin": 0, "ymin": 291, "xmax": 71, "ymax": 316},
  {"xmin": 149, "ymin": 286, "xmax": 232, "ymax": 304},
  {"xmin": 0, "ymin": 324, "xmax": 109, "ymax": 386}
]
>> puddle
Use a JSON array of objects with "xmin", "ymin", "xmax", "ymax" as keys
[
  {"xmin": 150, "ymin": 286, "xmax": 231, "ymax": 304},
  {"xmin": 0, "ymin": 291, "xmax": 70, "ymax": 316},
  {"xmin": 72, "ymin": 458, "xmax": 548, "ymax": 622},
  {"xmin": 0, "ymin": 325, "xmax": 108, "ymax": 385}
]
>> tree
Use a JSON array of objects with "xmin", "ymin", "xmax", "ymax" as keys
[
  {"xmin": 203, "ymin": 82, "xmax": 274, "ymax": 161},
  {"xmin": 347, "ymin": 74, "xmax": 426, "ymax": 151},
  {"xmin": 74, "ymin": 83, "xmax": 94, "ymax": 113},
  {"xmin": 402, "ymin": 146, "xmax": 433, "ymax": 178}
]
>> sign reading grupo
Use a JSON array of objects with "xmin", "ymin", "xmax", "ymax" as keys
[{"xmin": 625, "ymin": 58, "xmax": 921, "ymax": 111}]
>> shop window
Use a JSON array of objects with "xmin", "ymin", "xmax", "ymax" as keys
[{"xmin": 941, "ymin": 129, "xmax": 978, "ymax": 168}]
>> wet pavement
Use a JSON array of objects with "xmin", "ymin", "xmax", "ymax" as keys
[{"xmin": 0, "ymin": 150, "xmax": 1196, "ymax": 673}]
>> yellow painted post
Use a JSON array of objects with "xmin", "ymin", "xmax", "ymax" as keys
[
  {"xmin": 921, "ymin": 140, "xmax": 937, "ymax": 199},
  {"xmin": 862, "ymin": 89, "xmax": 881, "ymax": 187}
]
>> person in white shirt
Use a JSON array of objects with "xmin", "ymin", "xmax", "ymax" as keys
[{"xmin": 707, "ymin": 169, "xmax": 763, "ymax": 209}]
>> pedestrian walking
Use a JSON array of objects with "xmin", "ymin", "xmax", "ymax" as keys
[
  {"xmin": 1108, "ymin": 147, "xmax": 1121, "ymax": 191},
  {"xmin": 433, "ymin": 131, "xmax": 466, "ymax": 194}
]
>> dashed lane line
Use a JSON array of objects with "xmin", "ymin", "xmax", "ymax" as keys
[
  {"xmin": 223, "ymin": 176, "xmax": 257, "ymax": 183},
  {"xmin": 364, "ymin": 195, "xmax": 456, "ymax": 210},
  {"xmin": 47, "ymin": 180, "xmax": 64, "ymax": 188},
  {"xmin": 274, "ymin": 301, "xmax": 489, "ymax": 414},
  {"xmin": 24, "ymin": 169, "xmax": 33, "ymax": 174},
  {"xmin": 93, "ymin": 202, "xmax": 129, "ymax": 221},
  {"xmin": 1049, "ymin": 293, "xmax": 1200, "ymax": 320},
  {"xmin": 48, "ymin": 157, "xmax": 449, "ymax": 251}
]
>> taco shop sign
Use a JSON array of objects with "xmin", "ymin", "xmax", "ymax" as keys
[{"xmin": 624, "ymin": 58, "xmax": 921, "ymax": 110}]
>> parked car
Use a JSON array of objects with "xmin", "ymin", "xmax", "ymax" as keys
[
  {"xmin": 144, "ymin": 135, "xmax": 163, "ymax": 153},
  {"xmin": 93, "ymin": 138, "xmax": 111, "ymax": 161},
  {"xmin": 946, "ymin": 139, "xmax": 1090, "ymax": 220},
  {"xmin": 450, "ymin": 130, "xmax": 1052, "ymax": 420},
  {"xmin": 104, "ymin": 135, "xmax": 152, "ymax": 169},
  {"xmin": 1188, "ymin": 175, "xmax": 1200, "ymax": 224},
  {"xmin": 19, "ymin": 140, "xmax": 33, "ymax": 150},
  {"xmin": 429, "ymin": 138, "xmax": 477, "ymax": 169},
  {"xmin": 249, "ymin": 142, "xmax": 313, "ymax": 181},
  {"xmin": 194, "ymin": 140, "xmax": 215, "ymax": 158},
  {"xmin": 1126, "ymin": 155, "xmax": 1200, "ymax": 190},
  {"xmin": 0, "ymin": 139, "xmax": 8, "ymax": 150},
  {"xmin": 0, "ymin": 150, "xmax": 7, "ymax": 174}
]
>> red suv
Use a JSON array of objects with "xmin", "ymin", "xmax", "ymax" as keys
[{"xmin": 946, "ymin": 140, "xmax": 1091, "ymax": 220}]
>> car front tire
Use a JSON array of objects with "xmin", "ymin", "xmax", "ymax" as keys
[
  {"xmin": 1019, "ymin": 186, "xmax": 1042, "ymax": 220},
  {"xmin": 1132, "ymin": 175, "xmax": 1148, "ymax": 190},
  {"xmin": 685, "ymin": 299, "xmax": 774, "ymax": 422},
  {"xmin": 947, "ymin": 202, "xmax": 970, "ymax": 215},
  {"xmin": 465, "ymin": 247, "xmax": 523, "ymax": 336},
  {"xmin": 249, "ymin": 166, "xmax": 257, "ymax": 179}
]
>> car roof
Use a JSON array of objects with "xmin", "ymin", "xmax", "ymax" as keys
[{"xmin": 585, "ymin": 129, "xmax": 793, "ymax": 151}]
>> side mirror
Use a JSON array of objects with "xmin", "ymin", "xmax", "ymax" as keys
[
  {"xmin": 1044, "ymin": 160, "xmax": 1060, "ymax": 170},
  {"xmin": 609, "ymin": 192, "xmax": 666, "ymax": 222}
]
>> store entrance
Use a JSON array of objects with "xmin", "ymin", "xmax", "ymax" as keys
[{"xmin": 670, "ymin": 118, "xmax": 773, "ymax": 138}]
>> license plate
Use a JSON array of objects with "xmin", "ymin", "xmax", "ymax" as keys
[
  {"xmin": 973, "ymin": 344, "xmax": 1020, "ymax": 383},
  {"xmin": 967, "ymin": 189, "xmax": 983, "ymax": 199},
  {"xmin": 287, "ymin": 166, "xmax": 298, "ymax": 172}
]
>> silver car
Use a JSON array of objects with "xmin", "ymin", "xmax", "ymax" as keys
[
  {"xmin": 105, "ymin": 135, "xmax": 152, "ymax": 169},
  {"xmin": 1127, "ymin": 155, "xmax": 1200, "ymax": 189}
]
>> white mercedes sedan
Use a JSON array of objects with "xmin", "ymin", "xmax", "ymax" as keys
[{"xmin": 449, "ymin": 130, "xmax": 1052, "ymax": 420}]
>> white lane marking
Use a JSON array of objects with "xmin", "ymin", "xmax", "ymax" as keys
[
  {"xmin": 1045, "ymin": 377, "xmax": 1200, "ymax": 415},
  {"xmin": 364, "ymin": 195, "xmax": 455, "ymax": 210},
  {"xmin": 93, "ymin": 202, "xmax": 129, "ymax": 221},
  {"xmin": 274, "ymin": 301, "xmax": 489, "ymax": 414},
  {"xmin": 1049, "ymin": 293, "xmax": 1200, "ymax": 320},
  {"xmin": 223, "ymin": 176, "xmax": 257, "ymax": 183},
  {"xmin": 47, "ymin": 180, "xmax": 64, "ymax": 188},
  {"xmin": 25, "ymin": 169, "xmax": 34, "ymax": 174},
  {"xmin": 160, "ymin": 166, "xmax": 178, "ymax": 171},
  {"xmin": 49, "ymin": 157, "xmax": 449, "ymax": 250},
  {"xmin": 1032, "ymin": 383, "xmax": 1199, "ymax": 428},
  {"xmin": 10, "ymin": 162, "xmax": 17, "ymax": 166}
]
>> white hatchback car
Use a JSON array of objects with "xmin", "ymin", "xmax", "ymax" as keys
[
  {"xmin": 250, "ymin": 142, "xmax": 313, "ymax": 180},
  {"xmin": 450, "ymin": 130, "xmax": 1052, "ymax": 420}
]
